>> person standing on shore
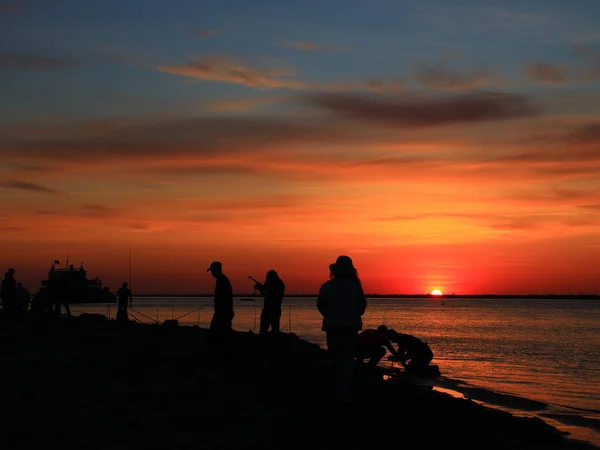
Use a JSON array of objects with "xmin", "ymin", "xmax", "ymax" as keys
[
  {"xmin": 317, "ymin": 255, "xmax": 367, "ymax": 405},
  {"xmin": 253, "ymin": 269, "xmax": 286, "ymax": 361},
  {"xmin": 207, "ymin": 261, "xmax": 235, "ymax": 367},
  {"xmin": 1, "ymin": 268, "xmax": 17, "ymax": 318},
  {"xmin": 15, "ymin": 282, "xmax": 30, "ymax": 315},
  {"xmin": 116, "ymin": 282, "xmax": 132, "ymax": 322}
]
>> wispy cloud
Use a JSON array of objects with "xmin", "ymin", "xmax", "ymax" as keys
[
  {"xmin": 0, "ymin": 180, "xmax": 58, "ymax": 193},
  {"xmin": 81, "ymin": 204, "xmax": 123, "ymax": 218},
  {"xmin": 414, "ymin": 61, "xmax": 507, "ymax": 90},
  {"xmin": 278, "ymin": 41, "xmax": 346, "ymax": 52},
  {"xmin": 523, "ymin": 62, "xmax": 600, "ymax": 84},
  {"xmin": 194, "ymin": 29, "xmax": 222, "ymax": 38},
  {"xmin": 158, "ymin": 55, "xmax": 306, "ymax": 89},
  {"xmin": 0, "ymin": 2, "xmax": 24, "ymax": 13},
  {"xmin": 363, "ymin": 78, "xmax": 404, "ymax": 93},
  {"xmin": 0, "ymin": 52, "xmax": 76, "ymax": 70},
  {"xmin": 524, "ymin": 47, "xmax": 600, "ymax": 84},
  {"xmin": 523, "ymin": 63, "xmax": 570, "ymax": 84},
  {"xmin": 205, "ymin": 96, "xmax": 290, "ymax": 112},
  {"xmin": 303, "ymin": 91, "xmax": 540, "ymax": 127}
]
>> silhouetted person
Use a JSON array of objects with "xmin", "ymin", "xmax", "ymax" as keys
[
  {"xmin": 207, "ymin": 261, "xmax": 235, "ymax": 367},
  {"xmin": 116, "ymin": 282, "xmax": 132, "ymax": 322},
  {"xmin": 356, "ymin": 325, "xmax": 397, "ymax": 368},
  {"xmin": 385, "ymin": 327, "xmax": 434, "ymax": 374},
  {"xmin": 317, "ymin": 255, "xmax": 367, "ymax": 404},
  {"xmin": 15, "ymin": 282, "xmax": 30, "ymax": 316},
  {"xmin": 52, "ymin": 282, "xmax": 72, "ymax": 317},
  {"xmin": 254, "ymin": 269, "xmax": 285, "ymax": 360},
  {"xmin": 1, "ymin": 268, "xmax": 17, "ymax": 318},
  {"xmin": 30, "ymin": 288, "xmax": 54, "ymax": 319}
]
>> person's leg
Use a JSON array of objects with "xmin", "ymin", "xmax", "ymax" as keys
[
  {"xmin": 256, "ymin": 312, "xmax": 270, "ymax": 358},
  {"xmin": 336, "ymin": 329, "xmax": 358, "ymax": 402},
  {"xmin": 271, "ymin": 314, "xmax": 282, "ymax": 359},
  {"xmin": 327, "ymin": 329, "xmax": 358, "ymax": 402},
  {"xmin": 222, "ymin": 320, "xmax": 233, "ymax": 367},
  {"xmin": 207, "ymin": 316, "xmax": 218, "ymax": 365},
  {"xmin": 367, "ymin": 346, "xmax": 387, "ymax": 367}
]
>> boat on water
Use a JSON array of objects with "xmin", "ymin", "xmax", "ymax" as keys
[{"xmin": 41, "ymin": 259, "xmax": 116, "ymax": 304}]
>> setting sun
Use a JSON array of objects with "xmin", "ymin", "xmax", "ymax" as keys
[{"xmin": 431, "ymin": 289, "xmax": 443, "ymax": 296}]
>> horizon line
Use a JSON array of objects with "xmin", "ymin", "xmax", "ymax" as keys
[{"xmin": 131, "ymin": 293, "xmax": 600, "ymax": 298}]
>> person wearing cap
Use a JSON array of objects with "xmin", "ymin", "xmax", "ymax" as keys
[
  {"xmin": 206, "ymin": 261, "xmax": 235, "ymax": 367},
  {"xmin": 1, "ymin": 268, "xmax": 17, "ymax": 318},
  {"xmin": 317, "ymin": 255, "xmax": 367, "ymax": 404}
]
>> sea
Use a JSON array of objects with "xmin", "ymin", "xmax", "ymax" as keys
[{"xmin": 74, "ymin": 296, "xmax": 600, "ymax": 447}]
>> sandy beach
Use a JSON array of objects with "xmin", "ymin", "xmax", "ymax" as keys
[{"xmin": 0, "ymin": 314, "xmax": 596, "ymax": 450}]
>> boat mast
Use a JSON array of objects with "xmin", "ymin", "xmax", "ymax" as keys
[{"xmin": 128, "ymin": 245, "xmax": 132, "ymax": 289}]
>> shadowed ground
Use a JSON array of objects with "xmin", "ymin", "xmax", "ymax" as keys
[{"xmin": 0, "ymin": 315, "xmax": 596, "ymax": 450}]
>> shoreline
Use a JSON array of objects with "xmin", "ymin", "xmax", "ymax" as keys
[
  {"xmin": 129, "ymin": 294, "xmax": 600, "ymax": 300},
  {"xmin": 0, "ymin": 314, "xmax": 597, "ymax": 450}
]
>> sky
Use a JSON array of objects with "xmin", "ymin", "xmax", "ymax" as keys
[{"xmin": 1, "ymin": 0, "xmax": 600, "ymax": 295}]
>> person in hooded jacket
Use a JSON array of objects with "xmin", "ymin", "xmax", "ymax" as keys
[{"xmin": 317, "ymin": 255, "xmax": 367, "ymax": 404}]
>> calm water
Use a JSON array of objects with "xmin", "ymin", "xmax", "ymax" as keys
[{"xmin": 74, "ymin": 297, "xmax": 600, "ymax": 447}]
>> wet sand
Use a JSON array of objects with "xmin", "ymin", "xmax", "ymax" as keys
[{"xmin": 0, "ymin": 314, "xmax": 597, "ymax": 450}]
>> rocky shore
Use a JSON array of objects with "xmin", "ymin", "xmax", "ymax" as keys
[{"xmin": 0, "ymin": 314, "xmax": 596, "ymax": 450}]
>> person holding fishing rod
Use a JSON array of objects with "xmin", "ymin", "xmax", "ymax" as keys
[{"xmin": 249, "ymin": 270, "xmax": 285, "ymax": 361}]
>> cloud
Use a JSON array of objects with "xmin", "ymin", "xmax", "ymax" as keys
[
  {"xmin": 375, "ymin": 212, "xmax": 489, "ymax": 221},
  {"xmin": 205, "ymin": 96, "xmax": 290, "ymax": 112},
  {"xmin": 580, "ymin": 204, "xmax": 600, "ymax": 210},
  {"xmin": 568, "ymin": 122, "xmax": 600, "ymax": 143},
  {"xmin": 194, "ymin": 29, "xmax": 222, "ymax": 38},
  {"xmin": 414, "ymin": 61, "xmax": 505, "ymax": 90},
  {"xmin": 524, "ymin": 49, "xmax": 600, "ymax": 84},
  {"xmin": 303, "ymin": 91, "xmax": 540, "ymax": 127},
  {"xmin": 158, "ymin": 55, "xmax": 306, "ymax": 89},
  {"xmin": 523, "ymin": 63, "xmax": 570, "ymax": 84},
  {"xmin": 0, "ymin": 226, "xmax": 26, "ymax": 231},
  {"xmin": 81, "ymin": 204, "xmax": 123, "ymax": 218},
  {"xmin": 0, "ymin": 2, "xmax": 24, "ymax": 13},
  {"xmin": 278, "ymin": 41, "xmax": 346, "ymax": 52},
  {"xmin": 0, "ymin": 180, "xmax": 58, "ymax": 193},
  {"xmin": 0, "ymin": 52, "xmax": 75, "ymax": 70},
  {"xmin": 156, "ymin": 55, "xmax": 371, "ymax": 91},
  {"xmin": 363, "ymin": 78, "xmax": 404, "ymax": 93},
  {"xmin": 0, "ymin": 115, "xmax": 370, "ymax": 165}
]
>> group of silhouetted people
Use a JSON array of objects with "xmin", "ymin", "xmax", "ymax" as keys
[
  {"xmin": 316, "ymin": 255, "xmax": 435, "ymax": 405},
  {"xmin": 2, "ymin": 267, "xmax": 73, "ymax": 319},
  {"xmin": 205, "ymin": 261, "xmax": 286, "ymax": 367},
  {"xmin": 3, "ymin": 257, "xmax": 435, "ymax": 405},
  {"xmin": 204, "ymin": 255, "xmax": 435, "ymax": 404},
  {"xmin": 1, "ymin": 268, "xmax": 31, "ymax": 319}
]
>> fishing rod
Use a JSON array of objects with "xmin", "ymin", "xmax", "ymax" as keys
[{"xmin": 248, "ymin": 275, "xmax": 263, "ymax": 296}]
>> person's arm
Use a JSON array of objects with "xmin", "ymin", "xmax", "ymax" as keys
[
  {"xmin": 385, "ymin": 339, "xmax": 397, "ymax": 356},
  {"xmin": 357, "ymin": 284, "xmax": 367, "ymax": 316},
  {"xmin": 316, "ymin": 283, "xmax": 328, "ymax": 316},
  {"xmin": 257, "ymin": 280, "xmax": 267, "ymax": 295}
]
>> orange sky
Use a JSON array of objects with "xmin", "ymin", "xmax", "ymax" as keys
[{"xmin": 1, "ymin": 2, "xmax": 600, "ymax": 295}]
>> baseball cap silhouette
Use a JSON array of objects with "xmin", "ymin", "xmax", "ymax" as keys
[{"xmin": 206, "ymin": 261, "xmax": 222, "ymax": 272}]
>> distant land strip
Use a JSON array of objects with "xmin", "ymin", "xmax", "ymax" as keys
[{"xmin": 133, "ymin": 294, "xmax": 600, "ymax": 299}]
